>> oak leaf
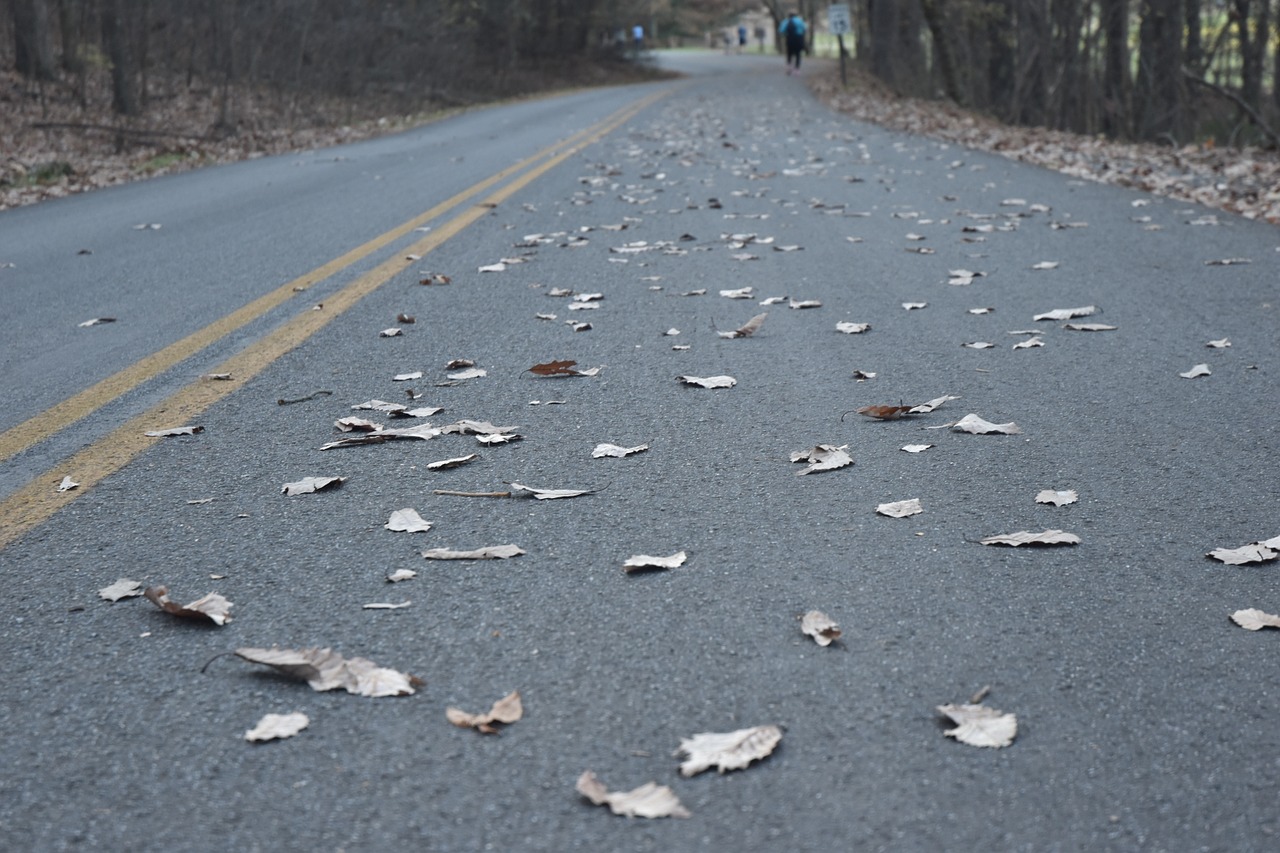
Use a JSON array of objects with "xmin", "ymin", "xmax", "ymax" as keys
[
  {"xmin": 446, "ymin": 690, "xmax": 523, "ymax": 734},
  {"xmin": 421, "ymin": 544, "xmax": 525, "ymax": 560},
  {"xmin": 245, "ymin": 712, "xmax": 309, "ymax": 743},
  {"xmin": 576, "ymin": 771, "xmax": 690, "ymax": 819},
  {"xmin": 981, "ymin": 529, "xmax": 1080, "ymax": 547},
  {"xmin": 234, "ymin": 647, "xmax": 421, "ymax": 697},
  {"xmin": 144, "ymin": 586, "xmax": 233, "ymax": 625},
  {"xmin": 937, "ymin": 703, "xmax": 1017, "ymax": 748},
  {"xmin": 800, "ymin": 610, "xmax": 841, "ymax": 646},
  {"xmin": 676, "ymin": 725, "xmax": 783, "ymax": 776}
]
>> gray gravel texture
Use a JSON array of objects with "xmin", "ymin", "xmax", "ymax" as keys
[{"xmin": 2, "ymin": 52, "xmax": 1279, "ymax": 852}]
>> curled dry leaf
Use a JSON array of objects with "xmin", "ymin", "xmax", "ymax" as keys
[
  {"xmin": 576, "ymin": 771, "xmax": 690, "ymax": 820},
  {"xmin": 1231, "ymin": 608, "xmax": 1280, "ymax": 630},
  {"xmin": 379, "ymin": 328, "xmax": 403, "ymax": 337},
  {"xmin": 319, "ymin": 423, "xmax": 439, "ymax": 450},
  {"xmin": 963, "ymin": 341, "xmax": 995, "ymax": 349},
  {"xmin": 427, "ymin": 454, "xmax": 477, "ymax": 470},
  {"xmin": 78, "ymin": 317, "xmax": 117, "ymax": 327},
  {"xmin": 902, "ymin": 302, "xmax": 927, "ymax": 310},
  {"xmin": 836, "ymin": 321, "xmax": 870, "ymax": 334},
  {"xmin": 99, "ymin": 578, "xmax": 143, "ymax": 601},
  {"xmin": 719, "ymin": 287, "xmax": 754, "ymax": 299},
  {"xmin": 877, "ymin": 498, "xmax": 923, "ymax": 518},
  {"xmin": 981, "ymin": 529, "xmax": 1081, "ymax": 547},
  {"xmin": 386, "ymin": 569, "xmax": 417, "ymax": 582},
  {"xmin": 790, "ymin": 444, "xmax": 853, "ymax": 475},
  {"xmin": 592, "ymin": 443, "xmax": 649, "ymax": 458},
  {"xmin": 335, "ymin": 417, "xmax": 382, "ymax": 432},
  {"xmin": 509, "ymin": 482, "xmax": 595, "ymax": 500},
  {"xmin": 858, "ymin": 404, "xmax": 912, "ymax": 420},
  {"xmin": 676, "ymin": 725, "xmax": 783, "ymax": 777},
  {"xmin": 527, "ymin": 360, "xmax": 599, "ymax": 377},
  {"xmin": 910, "ymin": 395, "xmax": 959, "ymax": 414},
  {"xmin": 1207, "ymin": 536, "xmax": 1280, "ymax": 565},
  {"xmin": 951, "ymin": 414, "xmax": 1021, "ymax": 435},
  {"xmin": 282, "ymin": 476, "xmax": 346, "ymax": 496},
  {"xmin": 234, "ymin": 647, "xmax": 422, "ymax": 697},
  {"xmin": 393, "ymin": 371, "xmax": 423, "ymax": 381},
  {"xmin": 1035, "ymin": 489, "xmax": 1078, "ymax": 506},
  {"xmin": 1180, "ymin": 363, "xmax": 1211, "ymax": 379},
  {"xmin": 352, "ymin": 399, "xmax": 407, "ymax": 414},
  {"xmin": 852, "ymin": 369, "xmax": 876, "ymax": 381},
  {"xmin": 144, "ymin": 586, "xmax": 233, "ymax": 625},
  {"xmin": 718, "ymin": 312, "xmax": 767, "ymax": 339},
  {"xmin": 901, "ymin": 444, "xmax": 933, "ymax": 453},
  {"xmin": 245, "ymin": 712, "xmax": 309, "ymax": 743},
  {"xmin": 678, "ymin": 375, "xmax": 736, "ymax": 389},
  {"xmin": 421, "ymin": 544, "xmax": 525, "ymax": 560},
  {"xmin": 1206, "ymin": 338, "xmax": 1231, "ymax": 348},
  {"xmin": 57, "ymin": 476, "xmax": 79, "ymax": 492},
  {"xmin": 1063, "ymin": 323, "xmax": 1117, "ymax": 331},
  {"xmin": 623, "ymin": 551, "xmax": 687, "ymax": 573},
  {"xmin": 447, "ymin": 367, "xmax": 487, "ymax": 380},
  {"xmin": 759, "ymin": 296, "xmax": 787, "ymax": 306},
  {"xmin": 446, "ymin": 690, "xmax": 523, "ymax": 734},
  {"xmin": 363, "ymin": 601, "xmax": 411, "ymax": 610},
  {"xmin": 789, "ymin": 299, "xmax": 821, "ymax": 309},
  {"xmin": 385, "ymin": 508, "xmax": 432, "ymax": 533},
  {"xmin": 1012, "ymin": 337, "xmax": 1044, "ymax": 349},
  {"xmin": 800, "ymin": 610, "xmax": 841, "ymax": 646},
  {"xmin": 937, "ymin": 703, "xmax": 1017, "ymax": 748},
  {"xmin": 145, "ymin": 425, "xmax": 204, "ymax": 437},
  {"xmin": 439, "ymin": 420, "xmax": 518, "ymax": 436},
  {"xmin": 1033, "ymin": 305, "xmax": 1097, "ymax": 321}
]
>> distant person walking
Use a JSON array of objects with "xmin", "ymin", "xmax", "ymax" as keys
[
  {"xmin": 755, "ymin": 25, "xmax": 767, "ymax": 52},
  {"xmin": 737, "ymin": 25, "xmax": 748, "ymax": 53},
  {"xmin": 779, "ymin": 12, "xmax": 806, "ymax": 75},
  {"xmin": 633, "ymin": 24, "xmax": 644, "ymax": 50}
]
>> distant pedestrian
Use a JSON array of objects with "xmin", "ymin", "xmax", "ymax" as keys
[
  {"xmin": 779, "ymin": 12, "xmax": 806, "ymax": 75},
  {"xmin": 737, "ymin": 25, "xmax": 747, "ymax": 53},
  {"xmin": 633, "ymin": 24, "xmax": 644, "ymax": 50},
  {"xmin": 755, "ymin": 26, "xmax": 766, "ymax": 52}
]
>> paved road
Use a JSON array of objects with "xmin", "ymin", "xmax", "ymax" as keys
[{"xmin": 2, "ymin": 51, "xmax": 1279, "ymax": 852}]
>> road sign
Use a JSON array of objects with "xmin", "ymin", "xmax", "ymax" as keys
[{"xmin": 827, "ymin": 3, "xmax": 851, "ymax": 36}]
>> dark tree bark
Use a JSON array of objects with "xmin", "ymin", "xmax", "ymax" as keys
[
  {"xmin": 986, "ymin": 0, "xmax": 1016, "ymax": 116},
  {"xmin": 1184, "ymin": 0, "xmax": 1203, "ymax": 72},
  {"xmin": 1101, "ymin": 0, "xmax": 1132, "ymax": 137},
  {"xmin": 920, "ymin": 0, "xmax": 964, "ymax": 104},
  {"xmin": 1233, "ymin": 0, "xmax": 1268, "ymax": 111},
  {"xmin": 12, "ymin": 0, "xmax": 58, "ymax": 79},
  {"xmin": 1135, "ymin": 0, "xmax": 1186, "ymax": 142},
  {"xmin": 101, "ymin": 0, "xmax": 138, "ymax": 115},
  {"xmin": 868, "ymin": 0, "xmax": 900, "ymax": 87}
]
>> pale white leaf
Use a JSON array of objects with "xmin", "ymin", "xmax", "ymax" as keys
[
  {"xmin": 902, "ymin": 302, "xmax": 927, "ymax": 310},
  {"xmin": 379, "ymin": 328, "xmax": 403, "ymax": 337},
  {"xmin": 1012, "ymin": 337, "xmax": 1044, "ymax": 349},
  {"xmin": 1033, "ymin": 305, "xmax": 1097, "ymax": 321},
  {"xmin": 800, "ymin": 610, "xmax": 841, "ymax": 646},
  {"xmin": 1206, "ymin": 338, "xmax": 1231, "ymax": 348},
  {"xmin": 951, "ymin": 414, "xmax": 1021, "ymax": 435},
  {"xmin": 1180, "ymin": 363, "xmax": 1211, "ymax": 379},
  {"xmin": 245, "ymin": 712, "xmax": 309, "ymax": 743},
  {"xmin": 593, "ymin": 443, "xmax": 649, "ymax": 458},
  {"xmin": 282, "ymin": 476, "xmax": 346, "ymax": 495},
  {"xmin": 57, "ymin": 475, "xmax": 79, "ymax": 492},
  {"xmin": 909, "ymin": 395, "xmax": 959, "ymax": 414},
  {"xmin": 426, "ymin": 454, "xmax": 477, "ymax": 470},
  {"xmin": 386, "ymin": 569, "xmax": 417, "ymax": 582},
  {"xmin": 99, "ymin": 578, "xmax": 143, "ymax": 601},
  {"xmin": 719, "ymin": 287, "xmax": 754, "ymax": 299},
  {"xmin": 963, "ymin": 341, "xmax": 995, "ymax": 349},
  {"xmin": 352, "ymin": 399, "xmax": 407, "ymax": 413},
  {"xmin": 576, "ymin": 771, "xmax": 690, "ymax": 819},
  {"xmin": 1231, "ymin": 608, "xmax": 1280, "ymax": 630},
  {"xmin": 676, "ymin": 725, "xmax": 783, "ymax": 776},
  {"xmin": 573, "ymin": 292, "xmax": 604, "ymax": 302},
  {"xmin": 404, "ymin": 406, "xmax": 444, "ymax": 418},
  {"xmin": 789, "ymin": 299, "xmax": 822, "ymax": 309},
  {"xmin": 678, "ymin": 375, "xmax": 736, "ymax": 389},
  {"xmin": 836, "ymin": 322, "xmax": 870, "ymax": 334},
  {"xmin": 901, "ymin": 444, "xmax": 933, "ymax": 453},
  {"xmin": 1063, "ymin": 323, "xmax": 1117, "ymax": 331},
  {"xmin": 509, "ymin": 482, "xmax": 594, "ymax": 500},
  {"xmin": 234, "ymin": 647, "xmax": 421, "ymax": 697},
  {"xmin": 447, "ymin": 367, "xmax": 487, "ymax": 380},
  {"xmin": 78, "ymin": 317, "xmax": 117, "ymax": 327},
  {"xmin": 1035, "ymin": 489, "xmax": 1078, "ymax": 506},
  {"xmin": 623, "ymin": 551, "xmax": 687, "ymax": 573},
  {"xmin": 335, "ymin": 416, "xmax": 382, "ymax": 432},
  {"xmin": 967, "ymin": 307, "xmax": 994, "ymax": 315},
  {"xmin": 1207, "ymin": 543, "xmax": 1279, "ymax": 565},
  {"xmin": 718, "ymin": 312, "xmax": 767, "ymax": 339},
  {"xmin": 421, "ymin": 544, "xmax": 525, "ymax": 560},
  {"xmin": 937, "ymin": 703, "xmax": 1017, "ymax": 748},
  {"xmin": 145, "ymin": 425, "xmax": 204, "ymax": 437},
  {"xmin": 385, "ymin": 509, "xmax": 432, "ymax": 533},
  {"xmin": 363, "ymin": 601, "xmax": 412, "ymax": 610},
  {"xmin": 392, "ymin": 371, "xmax": 423, "ymax": 381},
  {"xmin": 447, "ymin": 690, "xmax": 523, "ymax": 733},
  {"xmin": 790, "ymin": 444, "xmax": 853, "ymax": 475},
  {"xmin": 1031, "ymin": 261, "xmax": 1059, "ymax": 270},
  {"xmin": 144, "ymin": 586, "xmax": 234, "ymax": 625},
  {"xmin": 981, "ymin": 529, "xmax": 1081, "ymax": 547},
  {"xmin": 759, "ymin": 296, "xmax": 787, "ymax": 306},
  {"xmin": 478, "ymin": 262, "xmax": 506, "ymax": 272},
  {"xmin": 877, "ymin": 498, "xmax": 922, "ymax": 518}
]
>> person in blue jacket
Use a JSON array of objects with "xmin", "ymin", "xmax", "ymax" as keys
[{"xmin": 779, "ymin": 12, "xmax": 806, "ymax": 74}]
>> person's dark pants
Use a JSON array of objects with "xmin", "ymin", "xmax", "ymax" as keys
[{"xmin": 786, "ymin": 36, "xmax": 804, "ymax": 69}]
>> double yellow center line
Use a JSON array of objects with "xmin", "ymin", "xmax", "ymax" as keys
[{"xmin": 0, "ymin": 88, "xmax": 668, "ymax": 550}]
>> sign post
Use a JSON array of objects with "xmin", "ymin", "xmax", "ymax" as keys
[{"xmin": 827, "ymin": 3, "xmax": 851, "ymax": 87}]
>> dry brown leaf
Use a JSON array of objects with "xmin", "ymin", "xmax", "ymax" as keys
[
  {"xmin": 245, "ymin": 712, "xmax": 310, "ymax": 743},
  {"xmin": 576, "ymin": 771, "xmax": 690, "ymax": 819},
  {"xmin": 623, "ymin": 551, "xmax": 687, "ymax": 573},
  {"xmin": 1036, "ymin": 489, "xmax": 1078, "ymax": 506},
  {"xmin": 981, "ymin": 529, "xmax": 1081, "ymax": 547},
  {"xmin": 592, "ymin": 443, "xmax": 649, "ymax": 458},
  {"xmin": 528, "ymin": 360, "xmax": 597, "ymax": 377},
  {"xmin": 1207, "ymin": 541, "xmax": 1280, "ymax": 565},
  {"xmin": 509, "ymin": 482, "xmax": 594, "ymax": 500},
  {"xmin": 145, "ymin": 425, "xmax": 204, "ymax": 437},
  {"xmin": 678, "ymin": 375, "xmax": 736, "ymax": 389},
  {"xmin": 877, "ymin": 498, "xmax": 922, "ymax": 518},
  {"xmin": 937, "ymin": 703, "xmax": 1017, "ymax": 748},
  {"xmin": 676, "ymin": 725, "xmax": 783, "ymax": 776},
  {"xmin": 836, "ymin": 321, "xmax": 871, "ymax": 334},
  {"xmin": 385, "ymin": 509, "xmax": 432, "ymax": 533},
  {"xmin": 234, "ymin": 647, "xmax": 422, "ymax": 697},
  {"xmin": 99, "ymin": 578, "xmax": 143, "ymax": 601},
  {"xmin": 856, "ymin": 404, "xmax": 914, "ymax": 420},
  {"xmin": 1180, "ymin": 363, "xmax": 1211, "ymax": 379},
  {"xmin": 421, "ymin": 544, "xmax": 525, "ymax": 560},
  {"xmin": 790, "ymin": 444, "xmax": 854, "ymax": 475},
  {"xmin": 144, "ymin": 586, "xmax": 233, "ymax": 625},
  {"xmin": 951, "ymin": 414, "xmax": 1021, "ymax": 435},
  {"xmin": 800, "ymin": 610, "xmax": 841, "ymax": 646},
  {"xmin": 1231, "ymin": 608, "xmax": 1280, "ymax": 630},
  {"xmin": 426, "ymin": 454, "xmax": 478, "ymax": 470},
  {"xmin": 1033, "ymin": 305, "xmax": 1097, "ymax": 321},
  {"xmin": 281, "ymin": 476, "xmax": 346, "ymax": 496},
  {"xmin": 446, "ymin": 690, "xmax": 523, "ymax": 734},
  {"xmin": 718, "ymin": 312, "xmax": 767, "ymax": 339}
]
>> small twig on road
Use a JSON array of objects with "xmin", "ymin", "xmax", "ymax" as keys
[
  {"xmin": 970, "ymin": 684, "xmax": 992, "ymax": 704},
  {"xmin": 432, "ymin": 489, "xmax": 512, "ymax": 498},
  {"xmin": 277, "ymin": 390, "xmax": 333, "ymax": 405}
]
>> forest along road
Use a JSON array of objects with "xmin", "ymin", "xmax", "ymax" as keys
[{"xmin": 1, "ymin": 50, "xmax": 1278, "ymax": 852}]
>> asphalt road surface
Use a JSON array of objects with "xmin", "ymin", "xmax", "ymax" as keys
[{"xmin": 2, "ymin": 51, "xmax": 1279, "ymax": 852}]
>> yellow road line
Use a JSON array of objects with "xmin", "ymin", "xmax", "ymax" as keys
[
  {"xmin": 0, "ymin": 88, "xmax": 667, "ymax": 551},
  {"xmin": 0, "ymin": 105, "xmax": 623, "ymax": 469}
]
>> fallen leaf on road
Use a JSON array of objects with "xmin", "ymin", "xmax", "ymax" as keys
[
  {"xmin": 509, "ymin": 482, "xmax": 594, "ymax": 500},
  {"xmin": 962, "ymin": 341, "xmax": 995, "ymax": 349},
  {"xmin": 718, "ymin": 312, "xmax": 767, "ymax": 339},
  {"xmin": 234, "ymin": 647, "xmax": 422, "ymax": 697},
  {"xmin": 968, "ymin": 307, "xmax": 994, "ymax": 314},
  {"xmin": 439, "ymin": 420, "xmax": 518, "ymax": 436},
  {"xmin": 57, "ymin": 476, "xmax": 79, "ymax": 492},
  {"xmin": 145, "ymin": 425, "xmax": 204, "ymax": 437},
  {"xmin": 1063, "ymin": 323, "xmax": 1117, "ymax": 331},
  {"xmin": 789, "ymin": 299, "xmax": 821, "ymax": 309},
  {"xmin": 1012, "ymin": 337, "xmax": 1044, "ymax": 349},
  {"xmin": 903, "ymin": 302, "xmax": 927, "ymax": 310},
  {"xmin": 528, "ymin": 360, "xmax": 599, "ymax": 377},
  {"xmin": 421, "ymin": 544, "xmax": 525, "ymax": 560},
  {"xmin": 282, "ymin": 476, "xmax": 346, "ymax": 495},
  {"xmin": 576, "ymin": 771, "xmax": 690, "ymax": 819},
  {"xmin": 245, "ymin": 712, "xmax": 309, "ymax": 743},
  {"xmin": 1231, "ymin": 608, "xmax": 1280, "ymax": 630},
  {"xmin": 1034, "ymin": 305, "xmax": 1097, "ymax": 321},
  {"xmin": 1205, "ymin": 257, "xmax": 1252, "ymax": 266},
  {"xmin": 447, "ymin": 690, "xmax": 523, "ymax": 734},
  {"xmin": 319, "ymin": 423, "xmax": 438, "ymax": 450},
  {"xmin": 901, "ymin": 444, "xmax": 933, "ymax": 453},
  {"xmin": 790, "ymin": 444, "xmax": 854, "ymax": 475},
  {"xmin": 99, "ymin": 578, "xmax": 143, "ymax": 601},
  {"xmin": 836, "ymin": 321, "xmax": 870, "ymax": 334},
  {"xmin": 385, "ymin": 509, "xmax": 432, "ymax": 533},
  {"xmin": 1031, "ymin": 261, "xmax": 1059, "ymax": 270},
  {"xmin": 937, "ymin": 703, "xmax": 1017, "ymax": 748},
  {"xmin": 419, "ymin": 272, "xmax": 451, "ymax": 285},
  {"xmin": 1180, "ymin": 363, "xmax": 1211, "ymax": 379},
  {"xmin": 677, "ymin": 725, "xmax": 783, "ymax": 776},
  {"xmin": 857, "ymin": 404, "xmax": 913, "ymax": 420},
  {"xmin": 1207, "ymin": 536, "xmax": 1280, "ymax": 565},
  {"xmin": 1206, "ymin": 338, "xmax": 1231, "ymax": 348},
  {"xmin": 678, "ymin": 375, "xmax": 736, "ymax": 389},
  {"xmin": 573, "ymin": 292, "xmax": 604, "ymax": 302},
  {"xmin": 623, "ymin": 551, "xmax": 687, "ymax": 573},
  {"xmin": 363, "ymin": 601, "xmax": 411, "ymax": 610},
  {"xmin": 981, "ymin": 529, "xmax": 1081, "ymax": 547},
  {"xmin": 78, "ymin": 317, "xmax": 117, "ymax": 327},
  {"xmin": 144, "ymin": 586, "xmax": 233, "ymax": 625},
  {"xmin": 335, "ymin": 417, "xmax": 382, "ymax": 432},
  {"xmin": 447, "ymin": 367, "xmax": 487, "ymax": 380},
  {"xmin": 427, "ymin": 454, "xmax": 477, "ymax": 470},
  {"xmin": 386, "ymin": 569, "xmax": 417, "ymax": 582},
  {"xmin": 877, "ymin": 498, "xmax": 922, "ymax": 518},
  {"xmin": 951, "ymin": 414, "xmax": 1021, "ymax": 435},
  {"xmin": 393, "ymin": 371, "xmax": 423, "ymax": 381},
  {"xmin": 759, "ymin": 296, "xmax": 787, "ymax": 305},
  {"xmin": 800, "ymin": 610, "xmax": 841, "ymax": 646},
  {"xmin": 478, "ymin": 262, "xmax": 507, "ymax": 273},
  {"xmin": 852, "ymin": 369, "xmax": 876, "ymax": 380},
  {"xmin": 352, "ymin": 399, "xmax": 407, "ymax": 414},
  {"xmin": 593, "ymin": 443, "xmax": 649, "ymax": 458},
  {"xmin": 1036, "ymin": 489, "xmax": 1078, "ymax": 506},
  {"xmin": 719, "ymin": 287, "xmax": 754, "ymax": 299},
  {"xmin": 380, "ymin": 328, "xmax": 402, "ymax": 337},
  {"xmin": 910, "ymin": 395, "xmax": 960, "ymax": 413}
]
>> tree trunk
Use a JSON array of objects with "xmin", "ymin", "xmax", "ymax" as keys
[
  {"xmin": 920, "ymin": 0, "xmax": 964, "ymax": 104},
  {"xmin": 1135, "ymin": 0, "xmax": 1186, "ymax": 142},
  {"xmin": 1234, "ymin": 0, "xmax": 1267, "ymax": 111},
  {"xmin": 1184, "ymin": 0, "xmax": 1203, "ymax": 72},
  {"xmin": 869, "ymin": 0, "xmax": 899, "ymax": 87},
  {"xmin": 12, "ymin": 0, "xmax": 58, "ymax": 80},
  {"xmin": 1102, "ymin": 0, "xmax": 1132, "ymax": 137},
  {"xmin": 986, "ymin": 0, "xmax": 1015, "ymax": 118},
  {"xmin": 101, "ymin": 0, "xmax": 138, "ymax": 116}
]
